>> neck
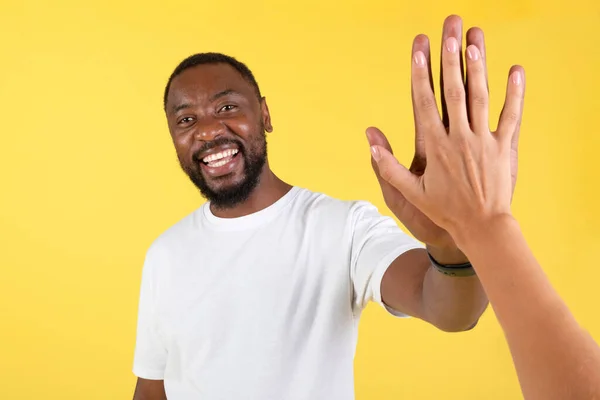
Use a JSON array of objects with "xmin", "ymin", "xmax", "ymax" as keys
[{"xmin": 209, "ymin": 166, "xmax": 292, "ymax": 218}]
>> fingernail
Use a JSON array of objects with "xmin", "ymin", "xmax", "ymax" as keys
[
  {"xmin": 446, "ymin": 37, "xmax": 458, "ymax": 53},
  {"xmin": 370, "ymin": 146, "xmax": 381, "ymax": 161},
  {"xmin": 413, "ymin": 51, "xmax": 426, "ymax": 67},
  {"xmin": 466, "ymin": 45, "xmax": 479, "ymax": 61},
  {"xmin": 512, "ymin": 70, "xmax": 522, "ymax": 86}
]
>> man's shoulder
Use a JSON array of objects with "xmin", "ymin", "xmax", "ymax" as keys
[{"xmin": 293, "ymin": 186, "xmax": 381, "ymax": 221}]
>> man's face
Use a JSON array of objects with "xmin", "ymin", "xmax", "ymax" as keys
[{"xmin": 165, "ymin": 63, "xmax": 272, "ymax": 209}]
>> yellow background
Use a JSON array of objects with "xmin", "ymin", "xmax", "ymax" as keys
[{"xmin": 1, "ymin": 0, "xmax": 599, "ymax": 399}]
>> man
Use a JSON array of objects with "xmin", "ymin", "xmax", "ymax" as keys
[{"xmin": 133, "ymin": 15, "xmax": 492, "ymax": 400}]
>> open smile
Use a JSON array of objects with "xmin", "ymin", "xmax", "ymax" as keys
[
  {"xmin": 199, "ymin": 146, "xmax": 243, "ymax": 178},
  {"xmin": 202, "ymin": 148, "xmax": 239, "ymax": 168}
]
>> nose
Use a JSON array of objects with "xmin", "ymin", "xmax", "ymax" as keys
[{"xmin": 194, "ymin": 116, "xmax": 225, "ymax": 141}]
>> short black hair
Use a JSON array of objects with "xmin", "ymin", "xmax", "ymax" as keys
[{"xmin": 163, "ymin": 52, "xmax": 262, "ymax": 110}]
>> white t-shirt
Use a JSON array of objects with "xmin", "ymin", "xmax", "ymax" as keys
[{"xmin": 133, "ymin": 186, "xmax": 424, "ymax": 399}]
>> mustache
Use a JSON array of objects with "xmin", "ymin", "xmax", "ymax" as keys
[{"xmin": 192, "ymin": 138, "xmax": 244, "ymax": 162}]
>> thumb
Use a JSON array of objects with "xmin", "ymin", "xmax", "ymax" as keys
[
  {"xmin": 371, "ymin": 145, "xmax": 422, "ymax": 206},
  {"xmin": 366, "ymin": 127, "xmax": 395, "ymax": 184},
  {"xmin": 366, "ymin": 126, "xmax": 394, "ymax": 154}
]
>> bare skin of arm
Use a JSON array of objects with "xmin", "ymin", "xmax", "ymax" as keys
[
  {"xmin": 133, "ymin": 378, "xmax": 167, "ymax": 400},
  {"xmin": 381, "ymin": 248, "xmax": 487, "ymax": 332},
  {"xmin": 370, "ymin": 16, "xmax": 600, "ymax": 400},
  {"xmin": 458, "ymin": 215, "xmax": 600, "ymax": 399}
]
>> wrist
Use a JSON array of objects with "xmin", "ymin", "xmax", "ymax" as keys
[
  {"xmin": 426, "ymin": 243, "xmax": 469, "ymax": 265},
  {"xmin": 451, "ymin": 213, "xmax": 518, "ymax": 252}
]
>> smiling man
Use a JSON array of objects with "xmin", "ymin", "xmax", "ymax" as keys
[{"xmin": 132, "ymin": 16, "xmax": 502, "ymax": 400}]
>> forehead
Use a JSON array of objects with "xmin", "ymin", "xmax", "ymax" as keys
[{"xmin": 167, "ymin": 63, "xmax": 254, "ymax": 106}]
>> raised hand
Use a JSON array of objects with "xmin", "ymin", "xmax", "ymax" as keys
[
  {"xmin": 369, "ymin": 17, "xmax": 525, "ymax": 242},
  {"xmin": 366, "ymin": 15, "xmax": 525, "ymax": 254}
]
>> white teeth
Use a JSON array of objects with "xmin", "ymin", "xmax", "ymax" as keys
[
  {"xmin": 202, "ymin": 148, "xmax": 239, "ymax": 163},
  {"xmin": 210, "ymin": 158, "xmax": 230, "ymax": 168}
]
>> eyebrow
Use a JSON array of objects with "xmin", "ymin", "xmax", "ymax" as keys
[
  {"xmin": 171, "ymin": 102, "xmax": 192, "ymax": 114},
  {"xmin": 170, "ymin": 89, "xmax": 242, "ymax": 114}
]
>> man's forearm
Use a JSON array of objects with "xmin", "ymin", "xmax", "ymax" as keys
[{"xmin": 420, "ymin": 255, "xmax": 488, "ymax": 332}]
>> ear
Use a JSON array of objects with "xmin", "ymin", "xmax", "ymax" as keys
[{"xmin": 260, "ymin": 97, "xmax": 273, "ymax": 133}]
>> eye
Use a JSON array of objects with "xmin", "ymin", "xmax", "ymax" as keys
[
  {"xmin": 178, "ymin": 116, "xmax": 195, "ymax": 125},
  {"xmin": 219, "ymin": 104, "xmax": 237, "ymax": 112}
]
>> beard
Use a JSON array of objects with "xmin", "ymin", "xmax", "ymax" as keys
[{"xmin": 181, "ymin": 127, "xmax": 267, "ymax": 210}]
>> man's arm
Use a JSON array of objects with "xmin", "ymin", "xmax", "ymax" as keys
[
  {"xmin": 380, "ymin": 247, "xmax": 488, "ymax": 332},
  {"xmin": 133, "ymin": 378, "xmax": 167, "ymax": 400},
  {"xmin": 132, "ymin": 248, "xmax": 168, "ymax": 399}
]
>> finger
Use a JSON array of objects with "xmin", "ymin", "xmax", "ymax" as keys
[
  {"xmin": 465, "ymin": 45, "xmax": 489, "ymax": 133},
  {"xmin": 466, "ymin": 27, "xmax": 488, "ymax": 91},
  {"xmin": 465, "ymin": 27, "xmax": 488, "ymax": 124},
  {"xmin": 366, "ymin": 126, "xmax": 393, "ymax": 153},
  {"xmin": 412, "ymin": 49, "xmax": 445, "ymax": 140},
  {"xmin": 371, "ymin": 145, "xmax": 422, "ymax": 206},
  {"xmin": 497, "ymin": 66, "xmax": 526, "ymax": 145},
  {"xmin": 366, "ymin": 127, "xmax": 395, "ymax": 181},
  {"xmin": 442, "ymin": 36, "xmax": 469, "ymax": 132},
  {"xmin": 508, "ymin": 66, "xmax": 526, "ymax": 155},
  {"xmin": 411, "ymin": 34, "xmax": 434, "ymax": 167},
  {"xmin": 440, "ymin": 15, "xmax": 464, "ymax": 128}
]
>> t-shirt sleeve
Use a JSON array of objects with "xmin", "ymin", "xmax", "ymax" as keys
[
  {"xmin": 132, "ymin": 246, "xmax": 167, "ymax": 380},
  {"xmin": 349, "ymin": 201, "xmax": 425, "ymax": 317}
]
